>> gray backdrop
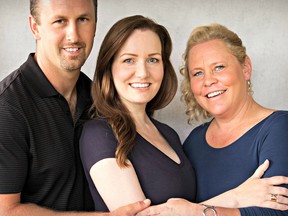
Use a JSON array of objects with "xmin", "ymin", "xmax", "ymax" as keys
[{"xmin": 1, "ymin": 0, "xmax": 287, "ymax": 141}]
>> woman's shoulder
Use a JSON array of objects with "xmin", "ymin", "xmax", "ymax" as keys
[
  {"xmin": 151, "ymin": 118, "xmax": 177, "ymax": 133},
  {"xmin": 83, "ymin": 117, "xmax": 109, "ymax": 129},
  {"xmin": 264, "ymin": 110, "xmax": 288, "ymax": 125},
  {"xmin": 82, "ymin": 117, "xmax": 113, "ymax": 137},
  {"xmin": 271, "ymin": 110, "xmax": 288, "ymax": 117}
]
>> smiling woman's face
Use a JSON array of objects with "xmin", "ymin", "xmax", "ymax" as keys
[
  {"xmin": 188, "ymin": 39, "xmax": 251, "ymax": 117},
  {"xmin": 111, "ymin": 29, "xmax": 164, "ymax": 110}
]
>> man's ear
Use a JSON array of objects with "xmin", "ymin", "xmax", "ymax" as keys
[
  {"xmin": 29, "ymin": 15, "xmax": 41, "ymax": 40},
  {"xmin": 243, "ymin": 55, "xmax": 252, "ymax": 81}
]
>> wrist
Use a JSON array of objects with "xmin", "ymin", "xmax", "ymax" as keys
[{"xmin": 200, "ymin": 204, "xmax": 218, "ymax": 216}]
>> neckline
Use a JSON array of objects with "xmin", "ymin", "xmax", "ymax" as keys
[
  {"xmin": 204, "ymin": 111, "xmax": 277, "ymax": 150},
  {"xmin": 137, "ymin": 119, "xmax": 183, "ymax": 166}
]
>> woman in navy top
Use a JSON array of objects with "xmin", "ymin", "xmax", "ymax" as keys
[
  {"xmin": 80, "ymin": 15, "xmax": 196, "ymax": 212},
  {"xmin": 138, "ymin": 23, "xmax": 288, "ymax": 216}
]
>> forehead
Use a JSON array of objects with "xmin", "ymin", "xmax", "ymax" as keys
[
  {"xmin": 119, "ymin": 29, "xmax": 162, "ymax": 53},
  {"xmin": 39, "ymin": 0, "xmax": 95, "ymax": 19},
  {"xmin": 188, "ymin": 39, "xmax": 234, "ymax": 64}
]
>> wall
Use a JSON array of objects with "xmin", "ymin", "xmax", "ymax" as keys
[{"xmin": 1, "ymin": 0, "xmax": 287, "ymax": 141}]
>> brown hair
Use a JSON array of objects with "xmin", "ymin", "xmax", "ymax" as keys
[
  {"xmin": 30, "ymin": 0, "xmax": 98, "ymax": 24},
  {"xmin": 180, "ymin": 23, "xmax": 247, "ymax": 123},
  {"xmin": 91, "ymin": 15, "xmax": 177, "ymax": 167}
]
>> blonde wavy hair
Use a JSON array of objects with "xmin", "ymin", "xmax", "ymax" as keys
[{"xmin": 180, "ymin": 23, "xmax": 248, "ymax": 123}]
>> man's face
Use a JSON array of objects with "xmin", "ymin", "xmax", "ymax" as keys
[{"xmin": 31, "ymin": 0, "xmax": 96, "ymax": 74}]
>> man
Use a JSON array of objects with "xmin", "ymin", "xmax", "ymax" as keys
[{"xmin": 0, "ymin": 0, "xmax": 150, "ymax": 215}]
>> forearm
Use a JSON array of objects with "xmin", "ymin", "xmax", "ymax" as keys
[
  {"xmin": 0, "ymin": 203, "xmax": 105, "ymax": 216},
  {"xmin": 213, "ymin": 207, "xmax": 240, "ymax": 216},
  {"xmin": 135, "ymin": 198, "xmax": 241, "ymax": 216},
  {"xmin": 201, "ymin": 190, "xmax": 239, "ymax": 208}
]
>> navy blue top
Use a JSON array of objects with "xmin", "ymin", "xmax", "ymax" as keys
[
  {"xmin": 184, "ymin": 111, "xmax": 288, "ymax": 215},
  {"xmin": 80, "ymin": 117, "xmax": 196, "ymax": 212}
]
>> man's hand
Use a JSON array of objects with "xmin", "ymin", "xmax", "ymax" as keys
[
  {"xmin": 136, "ymin": 198, "xmax": 199, "ymax": 216},
  {"xmin": 110, "ymin": 199, "xmax": 151, "ymax": 216}
]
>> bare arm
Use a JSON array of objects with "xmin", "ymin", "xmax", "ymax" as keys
[
  {"xmin": 0, "ymin": 193, "xmax": 150, "ymax": 216},
  {"xmin": 136, "ymin": 198, "xmax": 240, "ymax": 216},
  {"xmin": 203, "ymin": 160, "xmax": 288, "ymax": 210},
  {"xmin": 136, "ymin": 160, "xmax": 288, "ymax": 216},
  {"xmin": 90, "ymin": 158, "xmax": 146, "ymax": 211},
  {"xmin": 0, "ymin": 193, "xmax": 105, "ymax": 216}
]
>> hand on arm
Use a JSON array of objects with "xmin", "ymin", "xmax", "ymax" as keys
[
  {"xmin": 90, "ymin": 158, "xmax": 146, "ymax": 211},
  {"xmin": 136, "ymin": 198, "xmax": 240, "ymax": 216},
  {"xmin": 136, "ymin": 198, "xmax": 200, "ymax": 216},
  {"xmin": 110, "ymin": 199, "xmax": 151, "ymax": 216},
  {"xmin": 136, "ymin": 160, "xmax": 288, "ymax": 216},
  {"xmin": 203, "ymin": 160, "xmax": 288, "ymax": 210}
]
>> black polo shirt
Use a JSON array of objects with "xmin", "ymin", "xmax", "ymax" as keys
[{"xmin": 0, "ymin": 54, "xmax": 94, "ymax": 211}]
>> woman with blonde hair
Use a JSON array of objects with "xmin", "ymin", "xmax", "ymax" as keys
[{"xmin": 138, "ymin": 23, "xmax": 288, "ymax": 216}]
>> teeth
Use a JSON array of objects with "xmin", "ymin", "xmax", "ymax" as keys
[
  {"xmin": 130, "ymin": 83, "xmax": 150, "ymax": 88},
  {"xmin": 207, "ymin": 90, "xmax": 225, "ymax": 98},
  {"xmin": 65, "ymin": 48, "xmax": 79, "ymax": 52}
]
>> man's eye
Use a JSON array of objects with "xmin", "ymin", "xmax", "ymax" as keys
[
  {"xmin": 79, "ymin": 18, "xmax": 88, "ymax": 22},
  {"xmin": 54, "ymin": 20, "xmax": 64, "ymax": 24},
  {"xmin": 215, "ymin": 65, "xmax": 224, "ymax": 71}
]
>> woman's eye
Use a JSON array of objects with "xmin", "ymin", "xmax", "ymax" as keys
[
  {"xmin": 148, "ymin": 58, "xmax": 158, "ymax": 63},
  {"xmin": 193, "ymin": 71, "xmax": 203, "ymax": 77},
  {"xmin": 124, "ymin": 58, "xmax": 133, "ymax": 63},
  {"xmin": 215, "ymin": 65, "xmax": 224, "ymax": 71}
]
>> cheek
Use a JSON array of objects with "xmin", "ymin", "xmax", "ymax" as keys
[
  {"xmin": 112, "ymin": 64, "xmax": 131, "ymax": 84},
  {"xmin": 156, "ymin": 69, "xmax": 164, "ymax": 82},
  {"xmin": 190, "ymin": 78, "xmax": 202, "ymax": 95}
]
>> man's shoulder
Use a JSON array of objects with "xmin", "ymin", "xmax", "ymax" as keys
[
  {"xmin": 0, "ymin": 55, "xmax": 34, "ymax": 98},
  {"xmin": 0, "ymin": 68, "xmax": 22, "ymax": 98}
]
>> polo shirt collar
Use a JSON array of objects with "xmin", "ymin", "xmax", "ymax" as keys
[
  {"xmin": 20, "ymin": 53, "xmax": 92, "ymax": 105},
  {"xmin": 21, "ymin": 53, "xmax": 59, "ymax": 98}
]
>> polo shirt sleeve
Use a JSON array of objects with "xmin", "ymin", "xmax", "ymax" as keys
[
  {"xmin": 79, "ymin": 119, "xmax": 118, "ymax": 172},
  {"xmin": 0, "ymin": 104, "xmax": 29, "ymax": 193}
]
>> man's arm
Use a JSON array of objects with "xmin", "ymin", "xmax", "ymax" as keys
[{"xmin": 0, "ymin": 193, "xmax": 150, "ymax": 216}]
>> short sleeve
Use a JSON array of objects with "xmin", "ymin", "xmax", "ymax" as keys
[
  {"xmin": 258, "ymin": 111, "xmax": 288, "ymax": 178},
  {"xmin": 240, "ymin": 111, "xmax": 288, "ymax": 215},
  {"xmin": 79, "ymin": 119, "xmax": 118, "ymax": 172},
  {"xmin": 0, "ymin": 104, "xmax": 29, "ymax": 193}
]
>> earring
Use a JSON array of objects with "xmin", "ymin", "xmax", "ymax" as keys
[{"xmin": 247, "ymin": 80, "xmax": 253, "ymax": 95}]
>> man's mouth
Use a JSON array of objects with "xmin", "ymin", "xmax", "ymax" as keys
[{"xmin": 64, "ymin": 48, "xmax": 80, "ymax": 52}]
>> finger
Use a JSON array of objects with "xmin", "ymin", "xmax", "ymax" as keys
[
  {"xmin": 251, "ymin": 159, "xmax": 269, "ymax": 178},
  {"xmin": 132, "ymin": 199, "xmax": 151, "ymax": 213},
  {"xmin": 264, "ymin": 176, "xmax": 288, "ymax": 186},
  {"xmin": 273, "ymin": 195, "xmax": 288, "ymax": 205},
  {"xmin": 136, "ymin": 204, "xmax": 165, "ymax": 216},
  {"xmin": 262, "ymin": 200, "xmax": 288, "ymax": 211},
  {"xmin": 269, "ymin": 186, "xmax": 288, "ymax": 197},
  {"xmin": 117, "ymin": 199, "xmax": 151, "ymax": 216}
]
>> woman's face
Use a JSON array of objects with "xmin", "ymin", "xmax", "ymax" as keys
[
  {"xmin": 188, "ymin": 39, "xmax": 251, "ymax": 118},
  {"xmin": 111, "ymin": 29, "xmax": 164, "ymax": 111}
]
